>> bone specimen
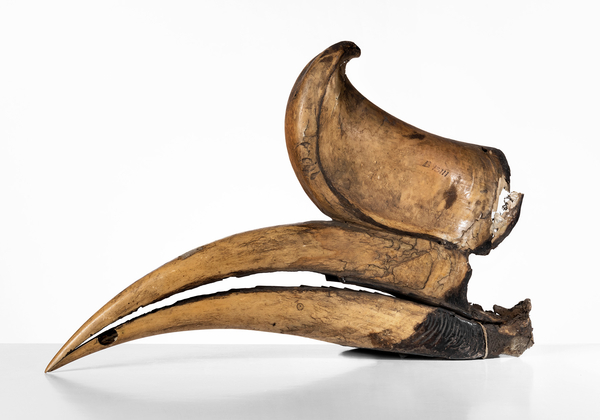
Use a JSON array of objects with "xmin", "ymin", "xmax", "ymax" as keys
[{"xmin": 45, "ymin": 41, "xmax": 532, "ymax": 372}]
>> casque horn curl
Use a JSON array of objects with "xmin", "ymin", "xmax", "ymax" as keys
[{"xmin": 46, "ymin": 41, "xmax": 532, "ymax": 373}]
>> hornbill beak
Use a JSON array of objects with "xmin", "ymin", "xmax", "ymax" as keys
[{"xmin": 46, "ymin": 41, "xmax": 532, "ymax": 373}]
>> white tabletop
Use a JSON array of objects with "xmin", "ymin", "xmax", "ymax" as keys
[{"xmin": 2, "ymin": 343, "xmax": 598, "ymax": 419}]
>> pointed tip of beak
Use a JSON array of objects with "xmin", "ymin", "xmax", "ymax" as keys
[
  {"xmin": 43, "ymin": 302, "xmax": 124, "ymax": 373},
  {"xmin": 45, "ymin": 356, "xmax": 75, "ymax": 373},
  {"xmin": 45, "ymin": 351, "xmax": 67, "ymax": 372},
  {"xmin": 42, "ymin": 255, "xmax": 187, "ymax": 373},
  {"xmin": 45, "ymin": 343, "xmax": 74, "ymax": 373}
]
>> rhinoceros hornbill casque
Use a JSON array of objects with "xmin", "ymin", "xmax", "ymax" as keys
[{"xmin": 46, "ymin": 41, "xmax": 532, "ymax": 373}]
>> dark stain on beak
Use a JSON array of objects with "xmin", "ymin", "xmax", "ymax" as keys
[
  {"xmin": 98, "ymin": 328, "xmax": 118, "ymax": 346},
  {"xmin": 443, "ymin": 185, "xmax": 458, "ymax": 209}
]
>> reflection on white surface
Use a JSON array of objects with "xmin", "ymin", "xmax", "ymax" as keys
[
  {"xmin": 3, "ymin": 344, "xmax": 599, "ymax": 419},
  {"xmin": 48, "ymin": 348, "xmax": 376, "ymax": 403}
]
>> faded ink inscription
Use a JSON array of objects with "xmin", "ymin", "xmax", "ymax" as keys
[{"xmin": 423, "ymin": 161, "xmax": 449, "ymax": 177}]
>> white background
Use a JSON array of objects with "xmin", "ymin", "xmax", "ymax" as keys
[{"xmin": 1, "ymin": 0, "xmax": 598, "ymax": 346}]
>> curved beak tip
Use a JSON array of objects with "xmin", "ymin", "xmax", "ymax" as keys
[{"xmin": 45, "ymin": 354, "xmax": 63, "ymax": 373}]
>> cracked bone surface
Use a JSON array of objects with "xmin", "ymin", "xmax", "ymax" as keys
[{"xmin": 46, "ymin": 41, "xmax": 532, "ymax": 372}]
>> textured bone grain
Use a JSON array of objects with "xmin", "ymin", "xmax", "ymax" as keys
[
  {"xmin": 46, "ymin": 41, "xmax": 532, "ymax": 372},
  {"xmin": 51, "ymin": 287, "xmax": 498, "ymax": 371},
  {"xmin": 285, "ymin": 41, "xmax": 520, "ymax": 254},
  {"xmin": 46, "ymin": 221, "xmax": 478, "ymax": 372}
]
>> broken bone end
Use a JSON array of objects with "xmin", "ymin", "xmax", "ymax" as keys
[
  {"xmin": 485, "ymin": 299, "xmax": 533, "ymax": 357},
  {"xmin": 490, "ymin": 191, "xmax": 524, "ymax": 250}
]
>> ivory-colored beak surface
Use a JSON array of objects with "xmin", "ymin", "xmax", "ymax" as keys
[
  {"xmin": 46, "ymin": 221, "xmax": 480, "ymax": 372},
  {"xmin": 46, "ymin": 41, "xmax": 531, "ymax": 372}
]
